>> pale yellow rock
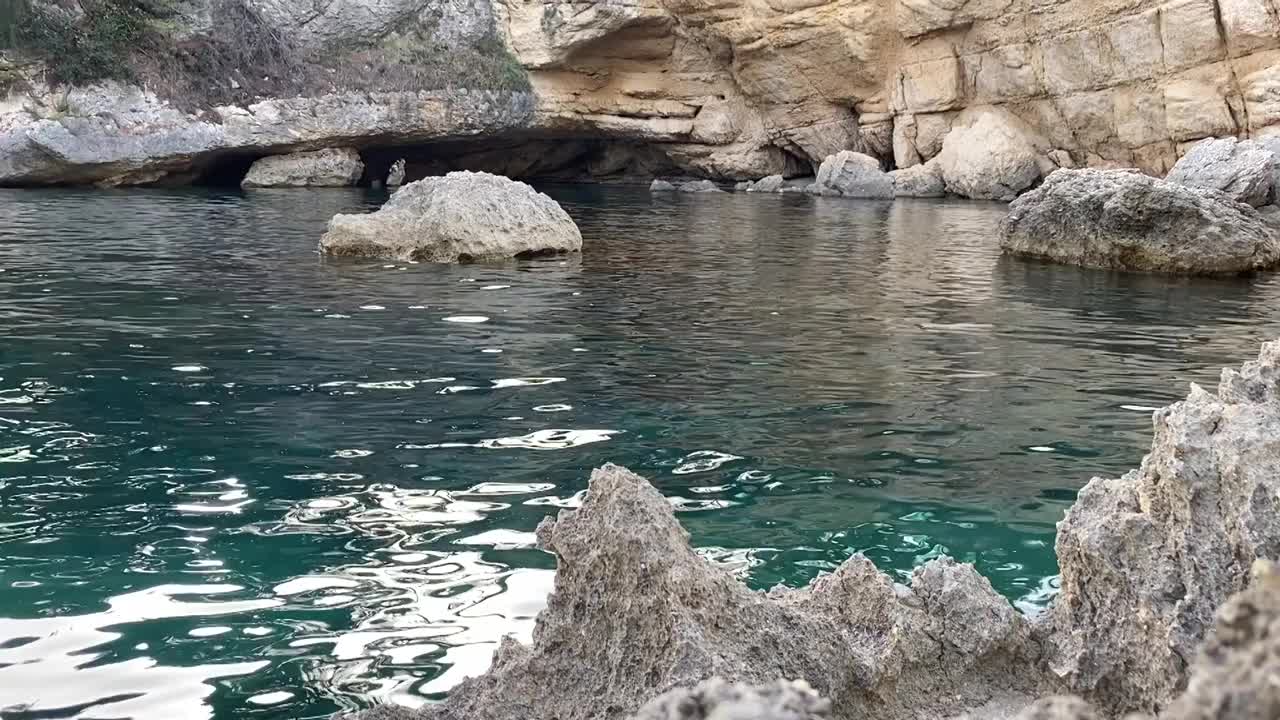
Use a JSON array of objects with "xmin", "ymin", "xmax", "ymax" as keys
[
  {"xmin": 1164, "ymin": 64, "xmax": 1240, "ymax": 141},
  {"xmin": 1235, "ymin": 50, "xmax": 1280, "ymax": 130},
  {"xmin": 1159, "ymin": 0, "xmax": 1226, "ymax": 71},
  {"xmin": 1218, "ymin": 0, "xmax": 1280, "ymax": 57}
]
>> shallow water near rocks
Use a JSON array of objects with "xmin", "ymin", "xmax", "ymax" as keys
[{"xmin": 2, "ymin": 185, "xmax": 1279, "ymax": 720}]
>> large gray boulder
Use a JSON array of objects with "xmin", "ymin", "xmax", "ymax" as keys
[
  {"xmin": 746, "ymin": 174, "xmax": 785, "ymax": 192},
  {"xmin": 891, "ymin": 160, "xmax": 946, "ymax": 198},
  {"xmin": 319, "ymin": 171, "xmax": 582, "ymax": 262},
  {"xmin": 679, "ymin": 179, "xmax": 725, "ymax": 193},
  {"xmin": 1165, "ymin": 137, "xmax": 1278, "ymax": 207},
  {"xmin": 1040, "ymin": 340, "xmax": 1280, "ymax": 714},
  {"xmin": 999, "ymin": 168, "xmax": 1280, "ymax": 274},
  {"xmin": 809, "ymin": 151, "xmax": 894, "ymax": 198},
  {"xmin": 241, "ymin": 147, "xmax": 364, "ymax": 188}
]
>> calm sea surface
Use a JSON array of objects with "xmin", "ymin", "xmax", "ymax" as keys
[{"xmin": 2, "ymin": 185, "xmax": 1278, "ymax": 719}]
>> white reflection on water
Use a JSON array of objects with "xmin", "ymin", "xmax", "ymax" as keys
[{"xmin": 0, "ymin": 585, "xmax": 278, "ymax": 719}]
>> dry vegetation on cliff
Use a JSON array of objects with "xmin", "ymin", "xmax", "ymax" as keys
[{"xmin": 3, "ymin": 0, "xmax": 529, "ymax": 111}]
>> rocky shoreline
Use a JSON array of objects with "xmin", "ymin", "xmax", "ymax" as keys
[{"xmin": 347, "ymin": 340, "xmax": 1280, "ymax": 720}]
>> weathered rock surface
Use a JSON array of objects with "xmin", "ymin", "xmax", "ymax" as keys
[
  {"xmin": 746, "ymin": 175, "xmax": 786, "ymax": 193},
  {"xmin": 1165, "ymin": 137, "xmax": 1279, "ymax": 207},
  {"xmin": 1042, "ymin": 340, "xmax": 1280, "ymax": 712},
  {"xmin": 810, "ymin": 151, "xmax": 894, "ymax": 198},
  {"xmin": 631, "ymin": 679, "xmax": 831, "ymax": 720},
  {"xmin": 348, "ymin": 338, "xmax": 1280, "ymax": 720},
  {"xmin": 936, "ymin": 108, "xmax": 1048, "ymax": 201},
  {"xmin": 390, "ymin": 464, "xmax": 1039, "ymax": 720},
  {"xmin": 999, "ymin": 169, "xmax": 1280, "ymax": 274},
  {"xmin": 891, "ymin": 160, "xmax": 946, "ymax": 197},
  {"xmin": 320, "ymin": 171, "xmax": 581, "ymax": 262},
  {"xmin": 241, "ymin": 147, "xmax": 364, "ymax": 188},
  {"xmin": 1160, "ymin": 560, "xmax": 1280, "ymax": 720},
  {"xmin": 679, "ymin": 180, "xmax": 725, "ymax": 193},
  {"xmin": 650, "ymin": 179, "xmax": 677, "ymax": 192}
]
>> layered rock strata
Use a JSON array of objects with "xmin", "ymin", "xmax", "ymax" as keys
[{"xmin": 5, "ymin": 0, "xmax": 1280, "ymax": 188}]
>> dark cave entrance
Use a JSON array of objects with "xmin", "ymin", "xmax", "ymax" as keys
[{"xmin": 192, "ymin": 134, "xmax": 810, "ymax": 188}]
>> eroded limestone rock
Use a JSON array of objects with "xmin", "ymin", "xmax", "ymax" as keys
[
  {"xmin": 1042, "ymin": 342, "xmax": 1280, "ymax": 712},
  {"xmin": 1165, "ymin": 137, "xmax": 1279, "ymax": 207},
  {"xmin": 891, "ymin": 160, "xmax": 945, "ymax": 197},
  {"xmin": 241, "ymin": 147, "xmax": 364, "ymax": 188},
  {"xmin": 810, "ymin": 151, "xmax": 894, "ymax": 198},
  {"xmin": 631, "ymin": 679, "xmax": 831, "ymax": 720},
  {"xmin": 679, "ymin": 179, "xmax": 725, "ymax": 193},
  {"xmin": 378, "ymin": 464, "xmax": 1039, "ymax": 720},
  {"xmin": 386, "ymin": 159, "xmax": 406, "ymax": 187},
  {"xmin": 746, "ymin": 175, "xmax": 786, "ymax": 193},
  {"xmin": 319, "ymin": 171, "xmax": 581, "ymax": 262},
  {"xmin": 650, "ymin": 179, "xmax": 677, "ymax": 192},
  {"xmin": 999, "ymin": 168, "xmax": 1280, "ymax": 274},
  {"xmin": 936, "ymin": 108, "xmax": 1048, "ymax": 201}
]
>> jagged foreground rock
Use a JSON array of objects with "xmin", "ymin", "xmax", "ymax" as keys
[
  {"xmin": 1041, "ymin": 342, "xmax": 1280, "ymax": 713},
  {"xmin": 350, "ymin": 339, "xmax": 1280, "ymax": 720},
  {"xmin": 999, "ymin": 169, "xmax": 1280, "ymax": 274},
  {"xmin": 319, "ymin": 171, "xmax": 582, "ymax": 262}
]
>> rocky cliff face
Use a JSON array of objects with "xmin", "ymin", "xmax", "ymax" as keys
[{"xmin": 2, "ymin": 0, "xmax": 1280, "ymax": 186}]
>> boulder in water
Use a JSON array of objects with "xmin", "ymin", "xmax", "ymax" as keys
[
  {"xmin": 319, "ymin": 171, "xmax": 582, "ymax": 263},
  {"xmin": 242, "ymin": 147, "xmax": 364, "ymax": 188},
  {"xmin": 999, "ymin": 168, "xmax": 1280, "ymax": 274},
  {"xmin": 650, "ymin": 179, "xmax": 676, "ymax": 192},
  {"xmin": 810, "ymin": 151, "xmax": 893, "ymax": 198},
  {"xmin": 746, "ymin": 174, "xmax": 785, "ymax": 193},
  {"xmin": 679, "ymin": 179, "xmax": 724, "ymax": 193},
  {"xmin": 891, "ymin": 160, "xmax": 946, "ymax": 198},
  {"xmin": 1165, "ymin": 137, "xmax": 1277, "ymax": 207}
]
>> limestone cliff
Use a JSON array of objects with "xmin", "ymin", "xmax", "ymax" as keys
[{"xmin": 1, "ymin": 0, "xmax": 1279, "ymax": 186}]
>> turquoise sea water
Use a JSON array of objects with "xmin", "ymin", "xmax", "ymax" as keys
[{"xmin": 2, "ymin": 185, "xmax": 1279, "ymax": 719}]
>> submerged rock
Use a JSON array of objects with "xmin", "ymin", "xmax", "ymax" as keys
[
  {"xmin": 810, "ymin": 151, "xmax": 893, "ymax": 198},
  {"xmin": 1042, "ymin": 340, "xmax": 1280, "ymax": 713},
  {"xmin": 319, "ymin": 171, "xmax": 582, "ymax": 263},
  {"xmin": 999, "ymin": 168, "xmax": 1280, "ymax": 274},
  {"xmin": 242, "ymin": 147, "xmax": 364, "ymax": 188},
  {"xmin": 1165, "ymin": 137, "xmax": 1278, "ymax": 207},
  {"xmin": 631, "ymin": 679, "xmax": 831, "ymax": 720}
]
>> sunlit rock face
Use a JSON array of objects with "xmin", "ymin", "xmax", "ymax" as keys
[{"xmin": 3, "ymin": 0, "xmax": 1280, "ymax": 186}]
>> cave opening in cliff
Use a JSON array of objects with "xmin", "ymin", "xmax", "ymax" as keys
[
  {"xmin": 195, "ymin": 152, "xmax": 268, "ymax": 187},
  {"xmin": 358, "ymin": 136, "xmax": 691, "ymax": 187}
]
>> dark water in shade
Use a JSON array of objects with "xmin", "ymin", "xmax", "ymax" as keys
[{"xmin": 1, "ymin": 185, "xmax": 1279, "ymax": 719}]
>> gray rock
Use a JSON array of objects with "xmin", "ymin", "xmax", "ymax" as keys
[
  {"xmin": 1012, "ymin": 696, "xmax": 1102, "ymax": 720},
  {"xmin": 810, "ymin": 151, "xmax": 894, "ymax": 198},
  {"xmin": 679, "ymin": 179, "xmax": 725, "ymax": 193},
  {"xmin": 241, "ymin": 147, "xmax": 364, "ymax": 188},
  {"xmin": 1040, "ymin": 340, "xmax": 1280, "ymax": 714},
  {"xmin": 999, "ymin": 168, "xmax": 1280, "ymax": 274},
  {"xmin": 1165, "ymin": 137, "xmax": 1278, "ymax": 207},
  {"xmin": 650, "ymin": 179, "xmax": 677, "ymax": 192},
  {"xmin": 385, "ymin": 464, "xmax": 1039, "ymax": 720},
  {"xmin": 1160, "ymin": 560, "xmax": 1280, "ymax": 720},
  {"xmin": 891, "ymin": 160, "xmax": 946, "ymax": 197},
  {"xmin": 387, "ymin": 159, "xmax": 406, "ymax": 186},
  {"xmin": 631, "ymin": 679, "xmax": 831, "ymax": 720},
  {"xmin": 320, "ymin": 171, "xmax": 582, "ymax": 262},
  {"xmin": 734, "ymin": 180, "xmax": 752, "ymax": 191},
  {"xmin": 746, "ymin": 174, "xmax": 785, "ymax": 193}
]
